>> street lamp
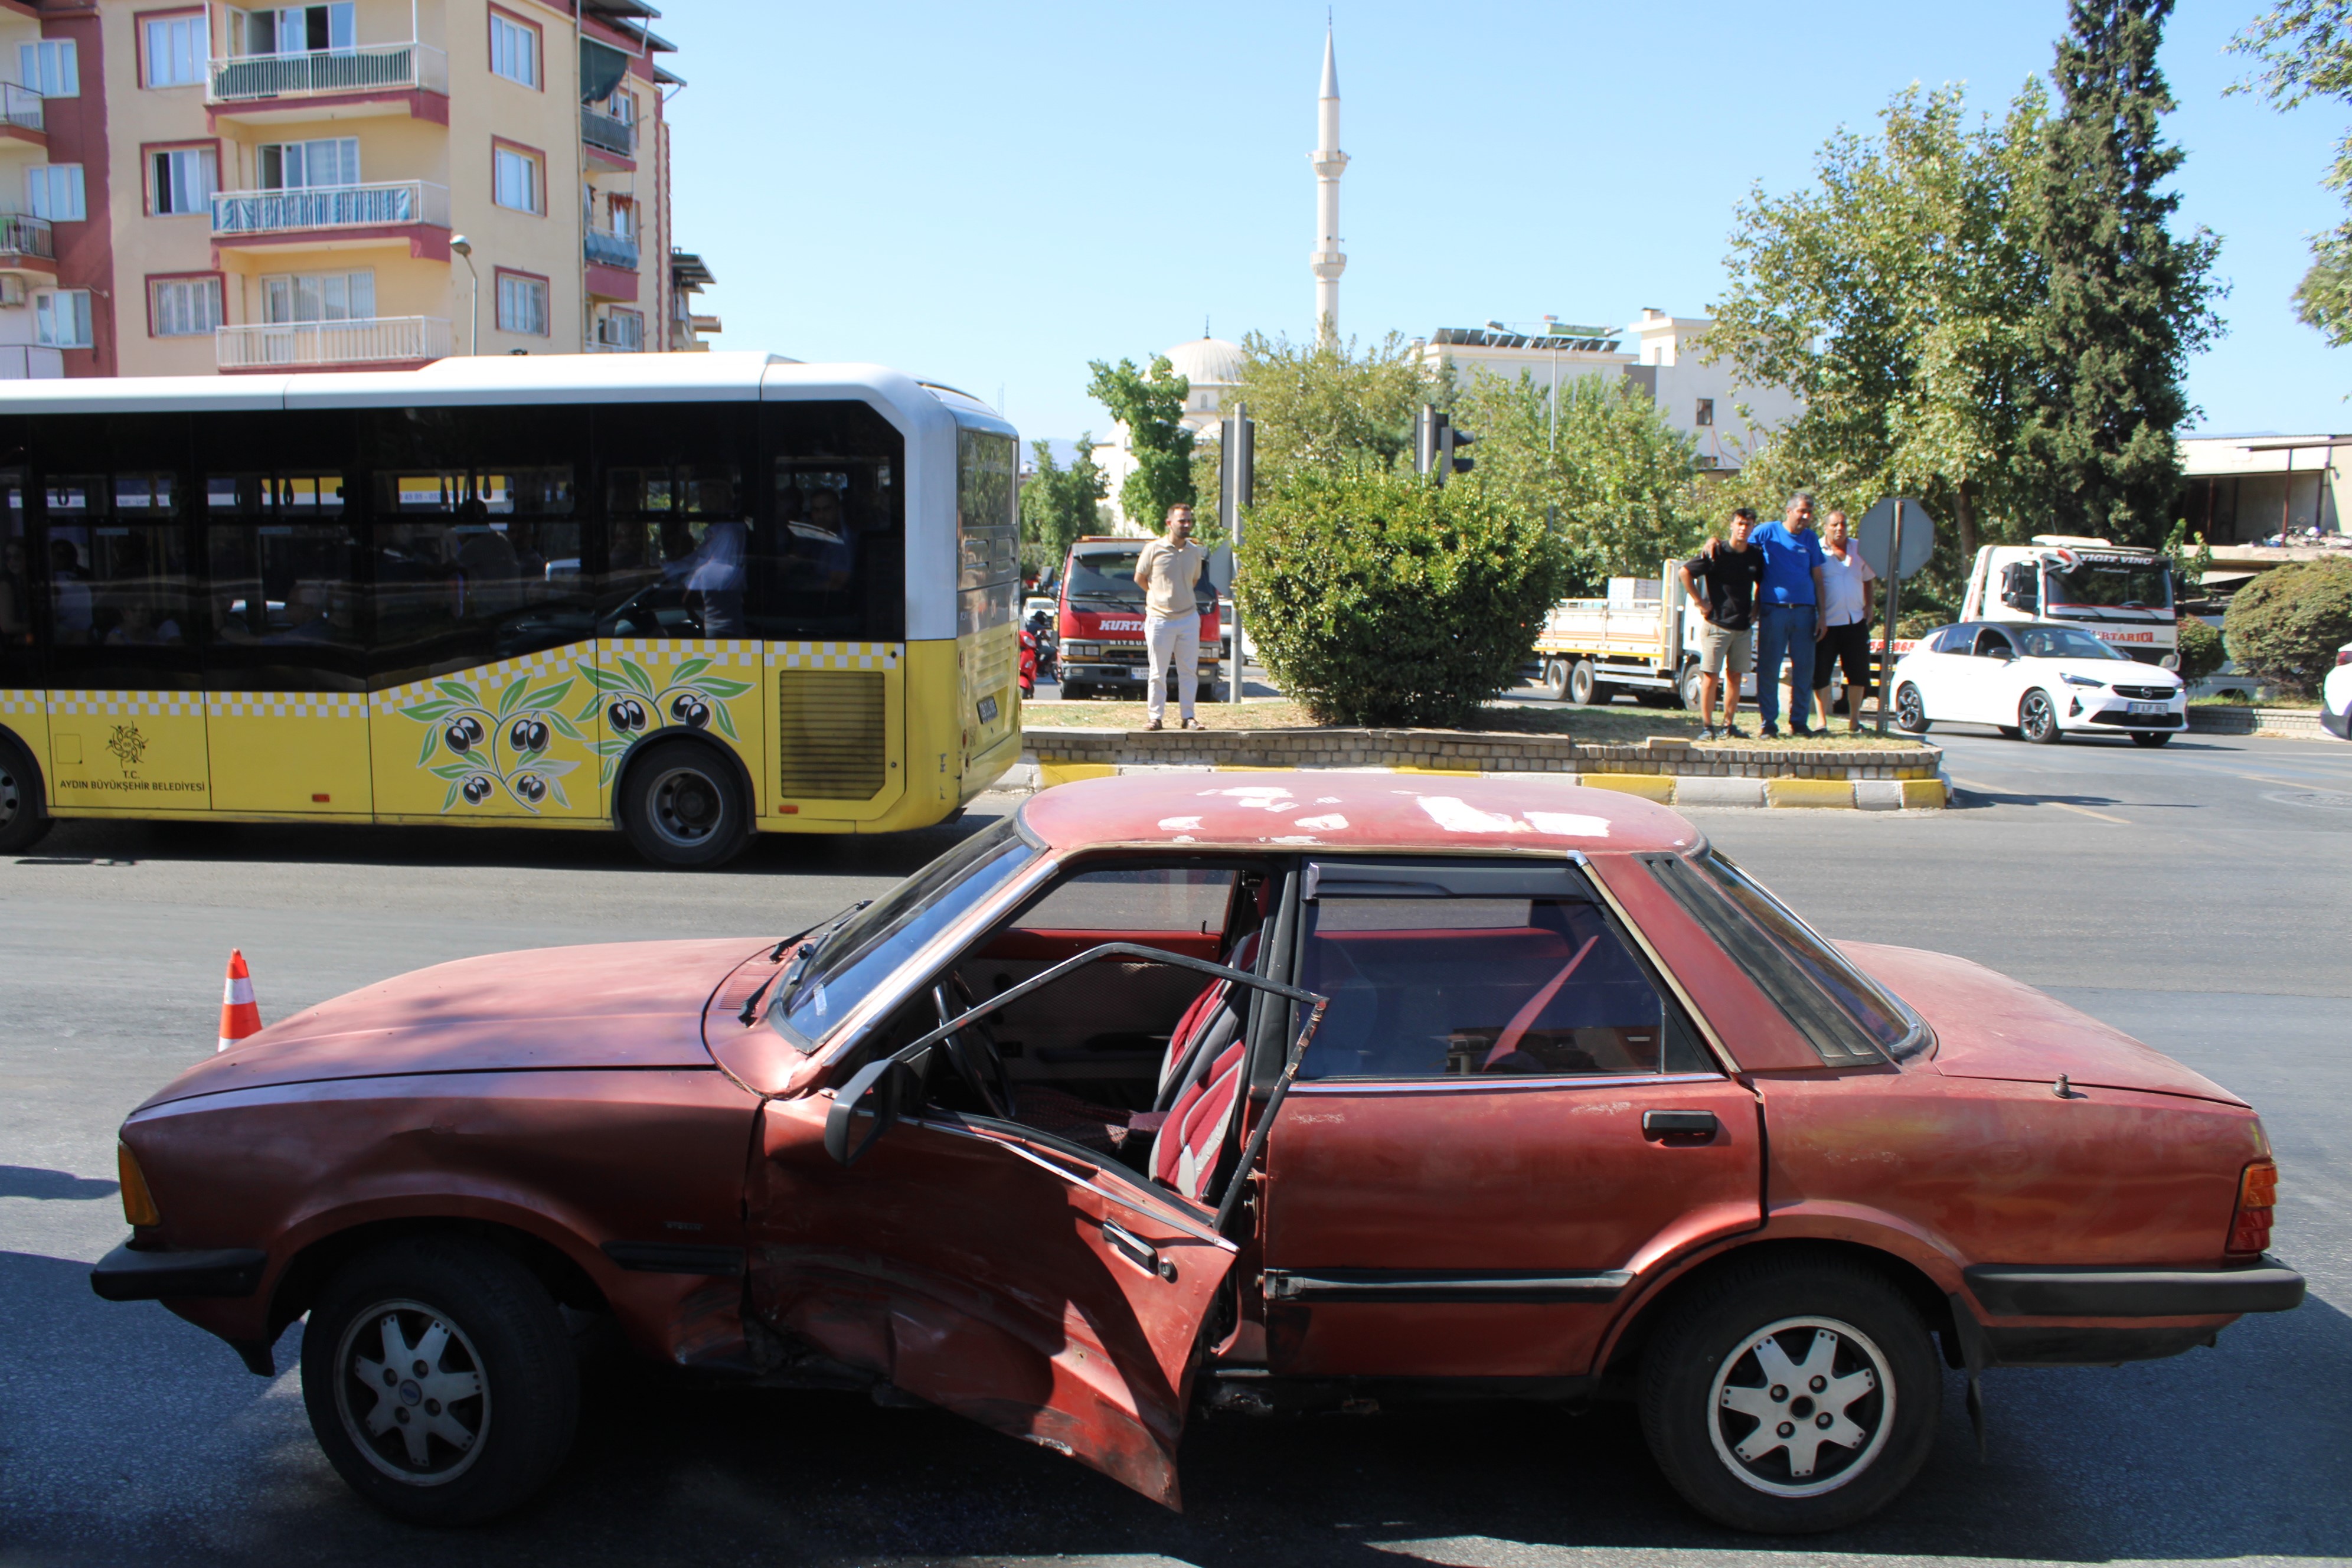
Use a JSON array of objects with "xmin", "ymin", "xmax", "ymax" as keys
[{"xmin": 450, "ymin": 234, "xmax": 479, "ymax": 355}]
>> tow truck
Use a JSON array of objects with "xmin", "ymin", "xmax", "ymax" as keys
[{"xmin": 1958, "ymin": 536, "xmax": 2180, "ymax": 669}]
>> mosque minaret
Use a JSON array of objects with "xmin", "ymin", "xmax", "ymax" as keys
[{"xmin": 1309, "ymin": 28, "xmax": 1348, "ymax": 343}]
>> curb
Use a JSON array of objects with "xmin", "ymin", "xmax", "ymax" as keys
[{"xmin": 1001, "ymin": 760, "xmax": 1947, "ymax": 811}]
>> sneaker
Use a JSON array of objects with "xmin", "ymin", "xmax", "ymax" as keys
[
  {"xmin": 1760, "ymin": 723, "xmax": 1781, "ymax": 738},
  {"xmin": 1695, "ymin": 726, "xmax": 1717, "ymax": 742},
  {"xmin": 1723, "ymin": 723, "xmax": 1749, "ymax": 739},
  {"xmin": 1791, "ymin": 724, "xmax": 1817, "ymax": 738}
]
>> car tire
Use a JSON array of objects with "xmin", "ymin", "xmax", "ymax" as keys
[
  {"xmin": 301, "ymin": 1235, "xmax": 581, "ymax": 1526},
  {"xmin": 1638, "ymin": 1254, "xmax": 1941, "ymax": 1534},
  {"xmin": 2130, "ymin": 730, "xmax": 2172, "ymax": 747},
  {"xmin": 619, "ymin": 739, "xmax": 749, "ymax": 869},
  {"xmin": 1892, "ymin": 684, "xmax": 1930, "ymax": 734},
  {"xmin": 0, "ymin": 730, "xmax": 53, "ymax": 855},
  {"xmin": 1567, "ymin": 659, "xmax": 1609, "ymax": 706},
  {"xmin": 2020, "ymin": 690, "xmax": 2063, "ymax": 744}
]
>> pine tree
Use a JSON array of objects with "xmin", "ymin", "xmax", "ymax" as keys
[{"xmin": 2023, "ymin": 0, "xmax": 2223, "ymax": 545}]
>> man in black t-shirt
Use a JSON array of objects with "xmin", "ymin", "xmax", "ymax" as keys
[{"xmin": 1678, "ymin": 509, "xmax": 1765, "ymax": 740}]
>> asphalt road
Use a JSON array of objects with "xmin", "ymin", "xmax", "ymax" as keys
[{"xmin": 4, "ymin": 724, "xmax": 2349, "ymax": 1568}]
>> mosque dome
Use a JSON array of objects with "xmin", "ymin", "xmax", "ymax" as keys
[{"xmin": 1165, "ymin": 335, "xmax": 1244, "ymax": 391}]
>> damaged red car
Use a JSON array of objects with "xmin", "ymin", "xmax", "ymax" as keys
[{"xmin": 94, "ymin": 773, "xmax": 2303, "ymax": 1534}]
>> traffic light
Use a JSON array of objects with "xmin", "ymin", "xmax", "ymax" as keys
[{"xmin": 1442, "ymin": 420, "xmax": 1475, "ymax": 479}]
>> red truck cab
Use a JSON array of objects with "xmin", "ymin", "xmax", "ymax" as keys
[{"xmin": 1056, "ymin": 536, "xmax": 1221, "ymax": 701}]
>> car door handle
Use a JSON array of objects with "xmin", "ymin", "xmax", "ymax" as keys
[
  {"xmin": 1102, "ymin": 1219, "xmax": 1178, "ymax": 1281},
  {"xmin": 1642, "ymin": 1109, "xmax": 1719, "ymax": 1138}
]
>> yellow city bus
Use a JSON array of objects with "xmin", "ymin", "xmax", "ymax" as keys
[{"xmin": 0, "ymin": 354, "xmax": 1023, "ymax": 867}]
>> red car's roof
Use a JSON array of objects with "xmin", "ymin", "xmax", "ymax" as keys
[{"xmin": 1017, "ymin": 770, "xmax": 1700, "ymax": 857}]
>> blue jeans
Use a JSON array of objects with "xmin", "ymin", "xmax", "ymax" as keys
[{"xmin": 1755, "ymin": 603, "xmax": 1817, "ymax": 729}]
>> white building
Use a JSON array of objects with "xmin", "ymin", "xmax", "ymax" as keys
[
  {"xmin": 2178, "ymin": 433, "xmax": 2348, "ymax": 544},
  {"xmin": 1419, "ymin": 309, "xmax": 1804, "ymax": 473}
]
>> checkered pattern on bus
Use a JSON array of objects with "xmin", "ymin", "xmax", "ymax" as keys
[
  {"xmin": 207, "ymin": 693, "xmax": 370, "ymax": 718},
  {"xmin": 49, "ymin": 692, "xmax": 207, "ymax": 718},
  {"xmin": 0, "ymin": 690, "xmax": 43, "ymax": 717},
  {"xmin": 766, "ymin": 642, "xmax": 903, "ymax": 671},
  {"xmin": 368, "ymin": 642, "xmax": 597, "ymax": 715}
]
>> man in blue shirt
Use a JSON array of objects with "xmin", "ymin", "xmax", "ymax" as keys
[{"xmin": 1749, "ymin": 492, "xmax": 1829, "ymax": 736}]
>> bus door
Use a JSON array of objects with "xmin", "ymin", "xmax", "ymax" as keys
[
  {"xmin": 0, "ymin": 469, "xmax": 44, "ymax": 763},
  {"xmin": 201, "ymin": 472, "xmax": 372, "ymax": 815},
  {"xmin": 38, "ymin": 467, "xmax": 211, "ymax": 813}
]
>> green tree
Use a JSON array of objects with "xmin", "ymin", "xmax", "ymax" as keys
[
  {"xmin": 1086, "ymin": 355, "xmax": 1194, "ymax": 530},
  {"xmin": 1709, "ymin": 83, "xmax": 2050, "ymax": 561},
  {"xmin": 1224, "ymin": 329, "xmax": 1439, "ymax": 485},
  {"xmin": 1236, "ymin": 466, "xmax": 1570, "ymax": 727},
  {"xmin": 1018, "ymin": 435, "xmax": 1108, "ymax": 578},
  {"xmin": 1453, "ymin": 370, "xmax": 1707, "ymax": 590},
  {"xmin": 2023, "ymin": 0, "xmax": 2224, "ymax": 545},
  {"xmin": 2232, "ymin": 2, "xmax": 2352, "ymax": 348}
]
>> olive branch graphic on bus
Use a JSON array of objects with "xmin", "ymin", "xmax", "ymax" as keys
[
  {"xmin": 575, "ymin": 654, "xmax": 754, "ymax": 786},
  {"xmin": 400, "ymin": 675, "xmax": 585, "ymax": 814}
]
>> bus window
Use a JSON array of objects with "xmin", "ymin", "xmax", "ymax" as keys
[
  {"xmin": 205, "ymin": 473, "xmax": 365, "ymax": 675},
  {"xmin": 602, "ymin": 463, "xmax": 747, "ymax": 638},
  {"xmin": 0, "ymin": 470, "xmax": 30, "ymax": 677},
  {"xmin": 749, "ymin": 400, "xmax": 906, "ymax": 641},
  {"xmin": 371, "ymin": 465, "xmax": 588, "ymax": 678},
  {"xmin": 44, "ymin": 475, "xmax": 192, "ymax": 649}
]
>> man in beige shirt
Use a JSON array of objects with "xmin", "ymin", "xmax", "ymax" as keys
[{"xmin": 1133, "ymin": 503, "xmax": 1207, "ymax": 730}]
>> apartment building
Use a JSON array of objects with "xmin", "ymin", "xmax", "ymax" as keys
[{"xmin": 0, "ymin": 0, "xmax": 708, "ymax": 377}]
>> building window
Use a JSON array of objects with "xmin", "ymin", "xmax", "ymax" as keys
[
  {"xmin": 150, "ymin": 147, "xmax": 218, "ymax": 215},
  {"xmin": 496, "ymin": 271, "xmax": 549, "ymax": 337},
  {"xmin": 242, "ymin": 4, "xmax": 354, "ymax": 57},
  {"xmin": 150, "ymin": 276, "xmax": 223, "ymax": 337},
  {"xmin": 145, "ymin": 14, "xmax": 210, "ymax": 87},
  {"xmin": 1694, "ymin": 398, "xmax": 1714, "ymax": 427},
  {"xmin": 259, "ymin": 137, "xmax": 359, "ymax": 189},
  {"xmin": 599, "ymin": 309, "xmax": 643, "ymax": 350},
  {"xmin": 35, "ymin": 289, "xmax": 92, "ymax": 348},
  {"xmin": 611, "ymin": 89, "xmax": 636, "ymax": 125},
  {"xmin": 609, "ymin": 195, "xmax": 635, "ymax": 239},
  {"xmin": 19, "ymin": 40, "xmax": 77, "ymax": 98},
  {"xmin": 26, "ymin": 165, "xmax": 85, "ymax": 222},
  {"xmin": 492, "ymin": 144, "xmax": 542, "ymax": 213},
  {"xmin": 489, "ymin": 9, "xmax": 540, "ymax": 87},
  {"xmin": 261, "ymin": 269, "xmax": 375, "ymax": 323}
]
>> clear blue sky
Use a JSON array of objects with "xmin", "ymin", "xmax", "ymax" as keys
[{"xmin": 660, "ymin": 1, "xmax": 2346, "ymax": 446}]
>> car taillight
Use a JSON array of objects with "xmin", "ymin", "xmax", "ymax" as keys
[
  {"xmin": 118, "ymin": 1142, "xmax": 161, "ymax": 1227},
  {"xmin": 2227, "ymin": 1159, "xmax": 2277, "ymax": 1256},
  {"xmin": 2337, "ymin": 649, "xmax": 2351, "ymax": 667}
]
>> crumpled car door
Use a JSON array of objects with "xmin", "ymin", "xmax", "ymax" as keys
[{"xmin": 747, "ymin": 943, "xmax": 1326, "ymax": 1508}]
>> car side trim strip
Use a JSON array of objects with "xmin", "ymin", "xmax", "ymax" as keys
[
  {"xmin": 1262, "ymin": 1268, "xmax": 1634, "ymax": 1304},
  {"xmin": 1287, "ymin": 1072, "xmax": 1727, "ymax": 1097},
  {"xmin": 1963, "ymin": 1259, "xmax": 2306, "ymax": 1318},
  {"xmin": 602, "ymin": 1241, "xmax": 748, "ymax": 1277}
]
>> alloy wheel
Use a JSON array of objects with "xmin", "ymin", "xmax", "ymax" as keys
[
  {"xmin": 1894, "ymin": 684, "xmax": 1926, "ymax": 732},
  {"xmin": 2021, "ymin": 690, "xmax": 2059, "ymax": 743},
  {"xmin": 1706, "ymin": 1315, "xmax": 1894, "ymax": 1499},
  {"xmin": 334, "ymin": 1298, "xmax": 491, "ymax": 1486}
]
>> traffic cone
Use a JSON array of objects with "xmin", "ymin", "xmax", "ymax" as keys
[{"xmin": 217, "ymin": 949, "xmax": 262, "ymax": 1053}]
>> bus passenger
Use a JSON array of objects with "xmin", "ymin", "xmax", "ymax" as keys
[
  {"xmin": 685, "ymin": 520, "xmax": 747, "ymax": 636},
  {"xmin": 0, "ymin": 540, "xmax": 29, "ymax": 643},
  {"xmin": 797, "ymin": 486, "xmax": 857, "ymax": 593},
  {"xmin": 105, "ymin": 600, "xmax": 183, "ymax": 646},
  {"xmin": 48, "ymin": 539, "xmax": 92, "ymax": 643}
]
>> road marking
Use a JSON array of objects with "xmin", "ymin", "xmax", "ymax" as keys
[
  {"xmin": 2235, "ymin": 772, "xmax": 2330, "ymax": 788},
  {"xmin": 2049, "ymin": 801, "xmax": 2132, "ymax": 825}
]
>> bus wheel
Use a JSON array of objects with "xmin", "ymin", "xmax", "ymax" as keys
[
  {"xmin": 620, "ymin": 741, "xmax": 748, "ymax": 869},
  {"xmin": 0, "ymin": 731, "xmax": 53, "ymax": 855}
]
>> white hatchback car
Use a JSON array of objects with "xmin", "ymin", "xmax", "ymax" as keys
[
  {"xmin": 2324, "ymin": 641, "xmax": 2351, "ymax": 739},
  {"xmin": 1892, "ymin": 622, "xmax": 2187, "ymax": 746}
]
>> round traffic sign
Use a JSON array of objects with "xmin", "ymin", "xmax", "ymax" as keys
[{"xmin": 1854, "ymin": 497, "xmax": 1937, "ymax": 581}]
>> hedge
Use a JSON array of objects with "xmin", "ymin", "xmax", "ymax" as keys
[{"xmin": 2222, "ymin": 559, "xmax": 2352, "ymax": 695}]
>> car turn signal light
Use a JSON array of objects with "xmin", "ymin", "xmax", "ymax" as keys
[
  {"xmin": 117, "ymin": 1143, "xmax": 161, "ymax": 1227},
  {"xmin": 2227, "ymin": 1159, "xmax": 2277, "ymax": 1256}
]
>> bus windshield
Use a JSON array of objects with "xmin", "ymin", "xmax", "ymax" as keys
[{"xmin": 2045, "ymin": 559, "xmax": 2171, "ymax": 617}]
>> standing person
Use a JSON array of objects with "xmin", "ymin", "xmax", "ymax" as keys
[
  {"xmin": 1133, "ymin": 503, "xmax": 1206, "ymax": 731},
  {"xmin": 1749, "ymin": 492, "xmax": 1829, "ymax": 737},
  {"xmin": 1678, "ymin": 508, "xmax": 1764, "ymax": 740},
  {"xmin": 1810, "ymin": 508, "xmax": 1878, "ymax": 733}
]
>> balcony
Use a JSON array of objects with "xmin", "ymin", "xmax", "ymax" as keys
[
  {"xmin": 581, "ymin": 106, "xmax": 636, "ymax": 158},
  {"xmin": 208, "ymin": 41, "xmax": 450, "ymax": 106},
  {"xmin": 212, "ymin": 180, "xmax": 450, "ymax": 240},
  {"xmin": 584, "ymin": 228, "xmax": 639, "ymax": 270},
  {"xmin": 0, "ymin": 82, "xmax": 43, "ymax": 136},
  {"xmin": 216, "ymin": 315, "xmax": 452, "ymax": 371},
  {"xmin": 0, "ymin": 210, "xmax": 53, "ymax": 267}
]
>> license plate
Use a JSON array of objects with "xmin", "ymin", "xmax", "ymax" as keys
[{"xmin": 2128, "ymin": 701, "xmax": 2167, "ymax": 716}]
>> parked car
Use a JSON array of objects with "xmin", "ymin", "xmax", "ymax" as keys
[
  {"xmin": 1890, "ymin": 622, "xmax": 2187, "ymax": 746},
  {"xmin": 2324, "ymin": 641, "xmax": 2351, "ymax": 739},
  {"xmin": 94, "ymin": 775, "xmax": 2299, "ymax": 1534}
]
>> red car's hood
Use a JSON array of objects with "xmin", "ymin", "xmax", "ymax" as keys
[
  {"xmin": 140, "ymin": 939, "xmax": 767, "ymax": 1108},
  {"xmin": 1840, "ymin": 940, "xmax": 2244, "ymax": 1106}
]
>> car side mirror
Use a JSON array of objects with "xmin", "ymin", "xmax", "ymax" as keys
[{"xmin": 824, "ymin": 1056, "xmax": 920, "ymax": 1167}]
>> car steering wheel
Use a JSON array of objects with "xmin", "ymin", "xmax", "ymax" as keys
[{"xmin": 931, "ymin": 976, "xmax": 1015, "ymax": 1121}]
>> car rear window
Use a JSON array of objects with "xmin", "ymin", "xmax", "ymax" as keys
[{"xmin": 1642, "ymin": 851, "xmax": 1923, "ymax": 1066}]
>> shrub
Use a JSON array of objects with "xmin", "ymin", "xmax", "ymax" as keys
[
  {"xmin": 2222, "ymin": 560, "xmax": 2352, "ymax": 695},
  {"xmin": 2174, "ymin": 613, "xmax": 2225, "ymax": 681},
  {"xmin": 1236, "ymin": 468, "xmax": 1571, "ymax": 727}
]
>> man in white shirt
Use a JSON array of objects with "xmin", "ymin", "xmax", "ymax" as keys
[
  {"xmin": 1132, "ymin": 504, "xmax": 1206, "ymax": 731},
  {"xmin": 1809, "ymin": 509, "xmax": 1879, "ymax": 733}
]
